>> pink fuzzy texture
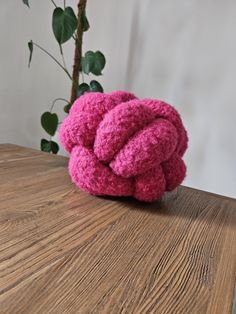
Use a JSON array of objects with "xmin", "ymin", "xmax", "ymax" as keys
[{"xmin": 60, "ymin": 91, "xmax": 188, "ymax": 202}]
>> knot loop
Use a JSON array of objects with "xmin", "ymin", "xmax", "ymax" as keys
[{"xmin": 60, "ymin": 91, "xmax": 188, "ymax": 201}]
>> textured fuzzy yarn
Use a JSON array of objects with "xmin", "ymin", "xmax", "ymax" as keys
[{"xmin": 60, "ymin": 91, "xmax": 188, "ymax": 202}]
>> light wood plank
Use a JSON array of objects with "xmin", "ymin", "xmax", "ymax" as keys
[{"xmin": 0, "ymin": 144, "xmax": 235, "ymax": 313}]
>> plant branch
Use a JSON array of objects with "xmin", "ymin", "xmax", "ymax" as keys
[
  {"xmin": 50, "ymin": 98, "xmax": 70, "ymax": 112},
  {"xmin": 50, "ymin": 0, "xmax": 57, "ymax": 7},
  {"xmin": 70, "ymin": 0, "xmax": 87, "ymax": 104},
  {"xmin": 60, "ymin": 45, "xmax": 69, "ymax": 74},
  {"xmin": 33, "ymin": 42, "xmax": 72, "ymax": 80}
]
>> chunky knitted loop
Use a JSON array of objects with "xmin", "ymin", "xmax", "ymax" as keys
[{"xmin": 60, "ymin": 91, "xmax": 188, "ymax": 202}]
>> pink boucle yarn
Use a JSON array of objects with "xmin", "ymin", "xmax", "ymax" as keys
[{"xmin": 60, "ymin": 91, "xmax": 188, "ymax": 202}]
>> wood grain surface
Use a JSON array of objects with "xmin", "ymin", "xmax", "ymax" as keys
[{"xmin": 0, "ymin": 144, "xmax": 235, "ymax": 314}]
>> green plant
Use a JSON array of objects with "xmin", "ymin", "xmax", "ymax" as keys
[{"xmin": 23, "ymin": 0, "xmax": 106, "ymax": 154}]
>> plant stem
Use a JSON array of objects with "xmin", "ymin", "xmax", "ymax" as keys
[
  {"xmin": 81, "ymin": 71, "xmax": 85, "ymax": 83},
  {"xmin": 64, "ymin": 0, "xmax": 66, "ymax": 8},
  {"xmin": 70, "ymin": 0, "xmax": 87, "ymax": 104},
  {"xmin": 60, "ymin": 45, "xmax": 69, "ymax": 74},
  {"xmin": 33, "ymin": 42, "xmax": 72, "ymax": 80},
  {"xmin": 50, "ymin": 0, "xmax": 57, "ymax": 7},
  {"xmin": 49, "ymin": 98, "xmax": 70, "ymax": 112}
]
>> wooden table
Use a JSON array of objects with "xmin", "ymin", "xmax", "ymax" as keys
[{"xmin": 0, "ymin": 144, "xmax": 235, "ymax": 314}]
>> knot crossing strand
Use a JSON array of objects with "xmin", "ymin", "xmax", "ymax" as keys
[{"xmin": 60, "ymin": 91, "xmax": 188, "ymax": 201}]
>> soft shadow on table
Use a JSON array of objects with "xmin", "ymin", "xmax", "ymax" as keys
[
  {"xmin": 97, "ymin": 194, "xmax": 171, "ymax": 214},
  {"xmin": 97, "ymin": 187, "xmax": 236, "ymax": 227}
]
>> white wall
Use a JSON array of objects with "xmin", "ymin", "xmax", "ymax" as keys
[{"xmin": 0, "ymin": 0, "xmax": 235, "ymax": 198}]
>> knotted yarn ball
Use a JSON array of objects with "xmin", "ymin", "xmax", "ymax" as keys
[{"xmin": 60, "ymin": 91, "xmax": 188, "ymax": 202}]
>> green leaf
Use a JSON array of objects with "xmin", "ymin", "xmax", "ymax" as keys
[
  {"xmin": 41, "ymin": 139, "xmax": 51, "ymax": 152},
  {"xmin": 23, "ymin": 0, "xmax": 30, "ymax": 7},
  {"xmin": 89, "ymin": 80, "xmax": 103, "ymax": 93},
  {"xmin": 81, "ymin": 51, "xmax": 106, "ymax": 76},
  {"xmin": 76, "ymin": 81, "xmax": 103, "ymax": 99},
  {"xmin": 81, "ymin": 10, "xmax": 90, "ymax": 32},
  {"xmin": 81, "ymin": 51, "xmax": 94, "ymax": 75},
  {"xmin": 77, "ymin": 83, "xmax": 89, "ymax": 97},
  {"xmin": 41, "ymin": 139, "xmax": 59, "ymax": 154},
  {"xmin": 41, "ymin": 112, "xmax": 58, "ymax": 136},
  {"xmin": 64, "ymin": 103, "xmax": 72, "ymax": 113},
  {"xmin": 92, "ymin": 51, "xmax": 106, "ymax": 75},
  {"xmin": 28, "ymin": 40, "xmax": 33, "ymax": 68},
  {"xmin": 52, "ymin": 7, "xmax": 77, "ymax": 45},
  {"xmin": 51, "ymin": 141, "xmax": 59, "ymax": 154}
]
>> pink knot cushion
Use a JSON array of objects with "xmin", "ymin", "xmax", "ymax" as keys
[{"xmin": 60, "ymin": 91, "xmax": 188, "ymax": 202}]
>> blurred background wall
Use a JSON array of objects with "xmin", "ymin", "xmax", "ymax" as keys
[{"xmin": 0, "ymin": 0, "xmax": 235, "ymax": 197}]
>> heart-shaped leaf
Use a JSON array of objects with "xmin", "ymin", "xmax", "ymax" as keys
[
  {"xmin": 89, "ymin": 80, "xmax": 103, "ymax": 93},
  {"xmin": 52, "ymin": 7, "xmax": 77, "ymax": 45},
  {"xmin": 41, "ymin": 139, "xmax": 51, "ymax": 152},
  {"xmin": 76, "ymin": 81, "xmax": 103, "ymax": 99},
  {"xmin": 81, "ymin": 51, "xmax": 106, "ymax": 76},
  {"xmin": 28, "ymin": 40, "xmax": 33, "ymax": 68},
  {"xmin": 41, "ymin": 139, "xmax": 59, "ymax": 154},
  {"xmin": 50, "ymin": 141, "xmax": 59, "ymax": 154},
  {"xmin": 22, "ymin": 0, "xmax": 30, "ymax": 7},
  {"xmin": 81, "ymin": 51, "xmax": 94, "ymax": 75},
  {"xmin": 92, "ymin": 51, "xmax": 106, "ymax": 75},
  {"xmin": 77, "ymin": 83, "xmax": 90, "ymax": 97},
  {"xmin": 41, "ymin": 112, "xmax": 58, "ymax": 136}
]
